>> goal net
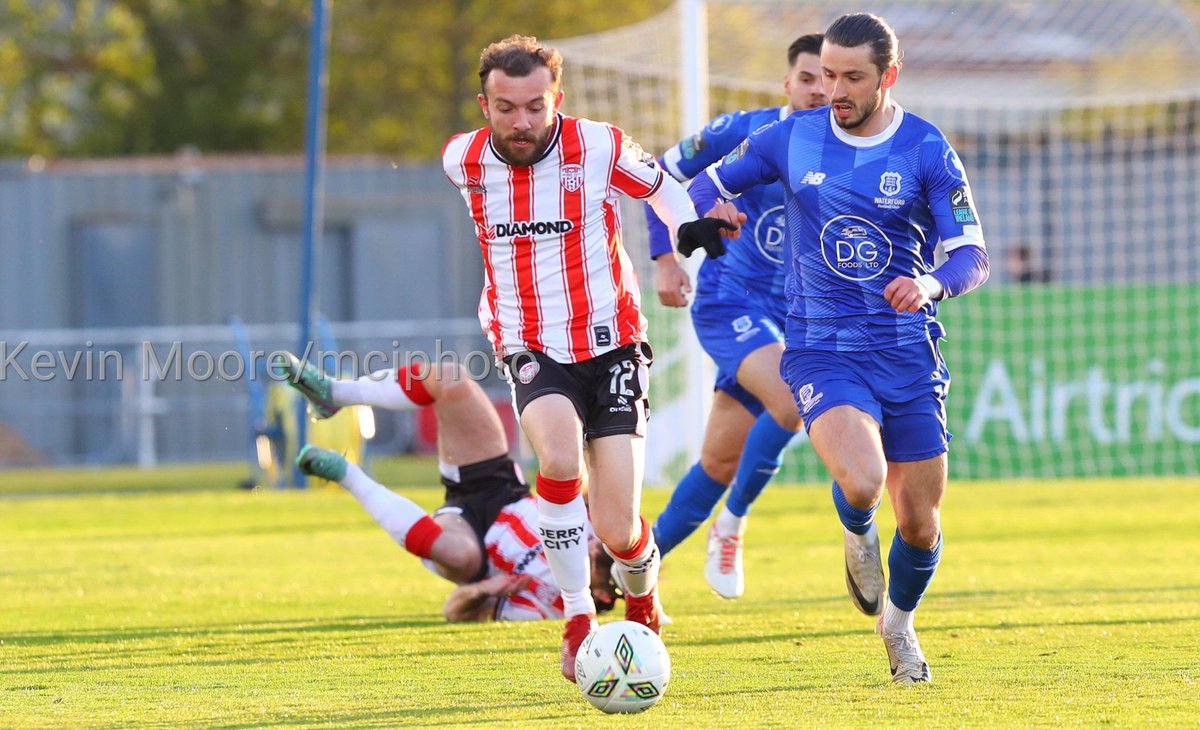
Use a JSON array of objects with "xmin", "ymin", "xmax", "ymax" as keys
[{"xmin": 554, "ymin": 0, "xmax": 1200, "ymax": 483}]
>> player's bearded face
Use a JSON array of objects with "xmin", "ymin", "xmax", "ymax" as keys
[
  {"xmin": 830, "ymin": 79, "xmax": 884, "ymax": 130},
  {"xmin": 821, "ymin": 43, "xmax": 892, "ymax": 131},
  {"xmin": 481, "ymin": 68, "xmax": 561, "ymax": 167}
]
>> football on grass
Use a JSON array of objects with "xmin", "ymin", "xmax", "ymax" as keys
[{"xmin": 574, "ymin": 620, "xmax": 670, "ymax": 713}]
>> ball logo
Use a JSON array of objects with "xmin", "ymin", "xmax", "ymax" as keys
[
  {"xmin": 518, "ymin": 361, "xmax": 539, "ymax": 384},
  {"xmin": 753, "ymin": 205, "xmax": 786, "ymax": 264},
  {"xmin": 879, "ymin": 171, "xmax": 902, "ymax": 197},
  {"xmin": 560, "ymin": 164, "xmax": 584, "ymax": 193},
  {"xmin": 819, "ymin": 215, "xmax": 894, "ymax": 282}
]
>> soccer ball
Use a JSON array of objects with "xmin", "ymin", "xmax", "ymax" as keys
[{"xmin": 574, "ymin": 620, "xmax": 670, "ymax": 714}]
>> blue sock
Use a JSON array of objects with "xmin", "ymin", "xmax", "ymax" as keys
[
  {"xmin": 887, "ymin": 530, "xmax": 943, "ymax": 611},
  {"xmin": 725, "ymin": 412, "xmax": 795, "ymax": 517},
  {"xmin": 832, "ymin": 481, "xmax": 878, "ymax": 535},
  {"xmin": 652, "ymin": 463, "xmax": 728, "ymax": 556}
]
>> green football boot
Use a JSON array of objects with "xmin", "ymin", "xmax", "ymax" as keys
[
  {"xmin": 295, "ymin": 445, "xmax": 348, "ymax": 483},
  {"xmin": 275, "ymin": 352, "xmax": 340, "ymax": 419}
]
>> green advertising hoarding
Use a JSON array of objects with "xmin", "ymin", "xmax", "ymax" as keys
[{"xmin": 778, "ymin": 284, "xmax": 1200, "ymax": 481}]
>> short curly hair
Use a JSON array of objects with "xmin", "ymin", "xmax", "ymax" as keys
[{"xmin": 478, "ymin": 35, "xmax": 563, "ymax": 95}]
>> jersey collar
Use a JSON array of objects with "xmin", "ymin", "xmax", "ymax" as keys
[
  {"xmin": 488, "ymin": 113, "xmax": 564, "ymax": 167},
  {"xmin": 828, "ymin": 103, "xmax": 905, "ymax": 148}
]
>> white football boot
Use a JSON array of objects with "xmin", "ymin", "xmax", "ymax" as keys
[
  {"xmin": 843, "ymin": 522, "xmax": 885, "ymax": 615},
  {"xmin": 878, "ymin": 613, "xmax": 932, "ymax": 684},
  {"xmin": 704, "ymin": 516, "xmax": 745, "ymax": 599}
]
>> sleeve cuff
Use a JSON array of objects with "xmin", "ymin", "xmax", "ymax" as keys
[{"xmin": 916, "ymin": 274, "xmax": 945, "ymax": 301}]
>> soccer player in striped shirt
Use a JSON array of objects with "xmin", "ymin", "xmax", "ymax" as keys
[
  {"xmin": 690, "ymin": 13, "xmax": 990, "ymax": 683},
  {"xmin": 278, "ymin": 353, "xmax": 622, "ymax": 623},
  {"xmin": 441, "ymin": 35, "xmax": 730, "ymax": 681},
  {"xmin": 646, "ymin": 33, "xmax": 828, "ymax": 600}
]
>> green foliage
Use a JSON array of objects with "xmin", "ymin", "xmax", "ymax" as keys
[
  {"xmin": 0, "ymin": 0, "xmax": 156, "ymax": 155},
  {"xmin": 1, "ymin": 473, "xmax": 1197, "ymax": 726},
  {"xmin": 0, "ymin": 0, "xmax": 671, "ymax": 158},
  {"xmin": 325, "ymin": 0, "xmax": 672, "ymax": 158}
]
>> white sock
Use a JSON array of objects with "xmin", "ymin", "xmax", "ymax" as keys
[
  {"xmin": 561, "ymin": 588, "xmax": 594, "ymax": 617},
  {"xmin": 330, "ymin": 370, "xmax": 420, "ymax": 410},
  {"xmin": 341, "ymin": 462, "xmax": 428, "ymax": 546},
  {"xmin": 882, "ymin": 596, "xmax": 916, "ymax": 635},
  {"xmin": 536, "ymin": 495, "xmax": 594, "ymax": 616},
  {"xmin": 609, "ymin": 527, "xmax": 659, "ymax": 598},
  {"xmin": 845, "ymin": 520, "xmax": 878, "ymax": 548},
  {"xmin": 715, "ymin": 505, "xmax": 746, "ymax": 537}
]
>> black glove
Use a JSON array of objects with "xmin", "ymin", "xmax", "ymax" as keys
[{"xmin": 676, "ymin": 218, "xmax": 736, "ymax": 258}]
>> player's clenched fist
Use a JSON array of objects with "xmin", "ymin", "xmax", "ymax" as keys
[{"xmin": 883, "ymin": 276, "xmax": 935, "ymax": 313}]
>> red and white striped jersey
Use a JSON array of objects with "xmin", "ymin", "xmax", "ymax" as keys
[
  {"xmin": 485, "ymin": 496, "xmax": 566, "ymax": 621},
  {"xmin": 443, "ymin": 114, "xmax": 663, "ymax": 363}
]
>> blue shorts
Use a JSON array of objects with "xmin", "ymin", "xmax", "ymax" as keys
[
  {"xmin": 692, "ymin": 297, "xmax": 785, "ymax": 417},
  {"xmin": 780, "ymin": 340, "xmax": 953, "ymax": 462}
]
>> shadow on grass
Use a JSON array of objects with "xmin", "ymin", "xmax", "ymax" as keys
[{"xmin": 2, "ymin": 613, "xmax": 448, "ymax": 648}]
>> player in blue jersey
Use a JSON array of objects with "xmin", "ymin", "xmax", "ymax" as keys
[
  {"xmin": 646, "ymin": 33, "xmax": 827, "ymax": 600},
  {"xmin": 690, "ymin": 13, "xmax": 990, "ymax": 683}
]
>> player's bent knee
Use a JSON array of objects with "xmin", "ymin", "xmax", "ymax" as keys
[
  {"xmin": 699, "ymin": 452, "xmax": 737, "ymax": 486},
  {"xmin": 536, "ymin": 452, "xmax": 581, "ymax": 481},
  {"xmin": 429, "ymin": 531, "xmax": 483, "ymax": 583},
  {"xmin": 419, "ymin": 361, "xmax": 464, "ymax": 401},
  {"xmin": 896, "ymin": 521, "xmax": 941, "ymax": 551},
  {"xmin": 839, "ymin": 471, "xmax": 886, "ymax": 507},
  {"xmin": 592, "ymin": 518, "xmax": 639, "ymax": 554}
]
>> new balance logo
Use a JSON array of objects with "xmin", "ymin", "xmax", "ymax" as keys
[{"xmin": 800, "ymin": 171, "xmax": 826, "ymax": 185}]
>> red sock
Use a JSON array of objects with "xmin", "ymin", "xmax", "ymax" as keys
[
  {"xmin": 397, "ymin": 363, "xmax": 434, "ymax": 406},
  {"xmin": 536, "ymin": 474, "xmax": 582, "ymax": 505},
  {"xmin": 609, "ymin": 515, "xmax": 651, "ymax": 561},
  {"xmin": 403, "ymin": 515, "xmax": 443, "ymax": 558}
]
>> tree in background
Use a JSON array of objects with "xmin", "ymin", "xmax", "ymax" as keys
[
  {"xmin": 0, "ymin": 0, "xmax": 670, "ymax": 159},
  {"xmin": 0, "ymin": 0, "xmax": 156, "ymax": 156}
]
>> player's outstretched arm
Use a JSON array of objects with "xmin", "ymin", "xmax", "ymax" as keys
[{"xmin": 442, "ymin": 573, "xmax": 534, "ymax": 622}]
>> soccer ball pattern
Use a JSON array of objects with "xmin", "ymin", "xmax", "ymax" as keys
[{"xmin": 574, "ymin": 620, "xmax": 671, "ymax": 713}]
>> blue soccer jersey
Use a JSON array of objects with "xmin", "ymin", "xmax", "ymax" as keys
[
  {"xmin": 647, "ymin": 106, "xmax": 793, "ymax": 318},
  {"xmin": 700, "ymin": 105, "xmax": 986, "ymax": 352}
]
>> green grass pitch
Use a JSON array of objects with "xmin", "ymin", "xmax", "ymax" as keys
[{"xmin": 1, "ymin": 461, "xmax": 1197, "ymax": 727}]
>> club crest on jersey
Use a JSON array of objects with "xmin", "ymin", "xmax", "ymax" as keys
[
  {"xmin": 517, "ymin": 360, "xmax": 540, "ymax": 384},
  {"xmin": 875, "ymin": 171, "xmax": 906, "ymax": 209},
  {"xmin": 466, "ymin": 176, "xmax": 485, "ymax": 195},
  {"xmin": 879, "ymin": 171, "xmax": 902, "ymax": 197},
  {"xmin": 560, "ymin": 164, "xmax": 584, "ymax": 193}
]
